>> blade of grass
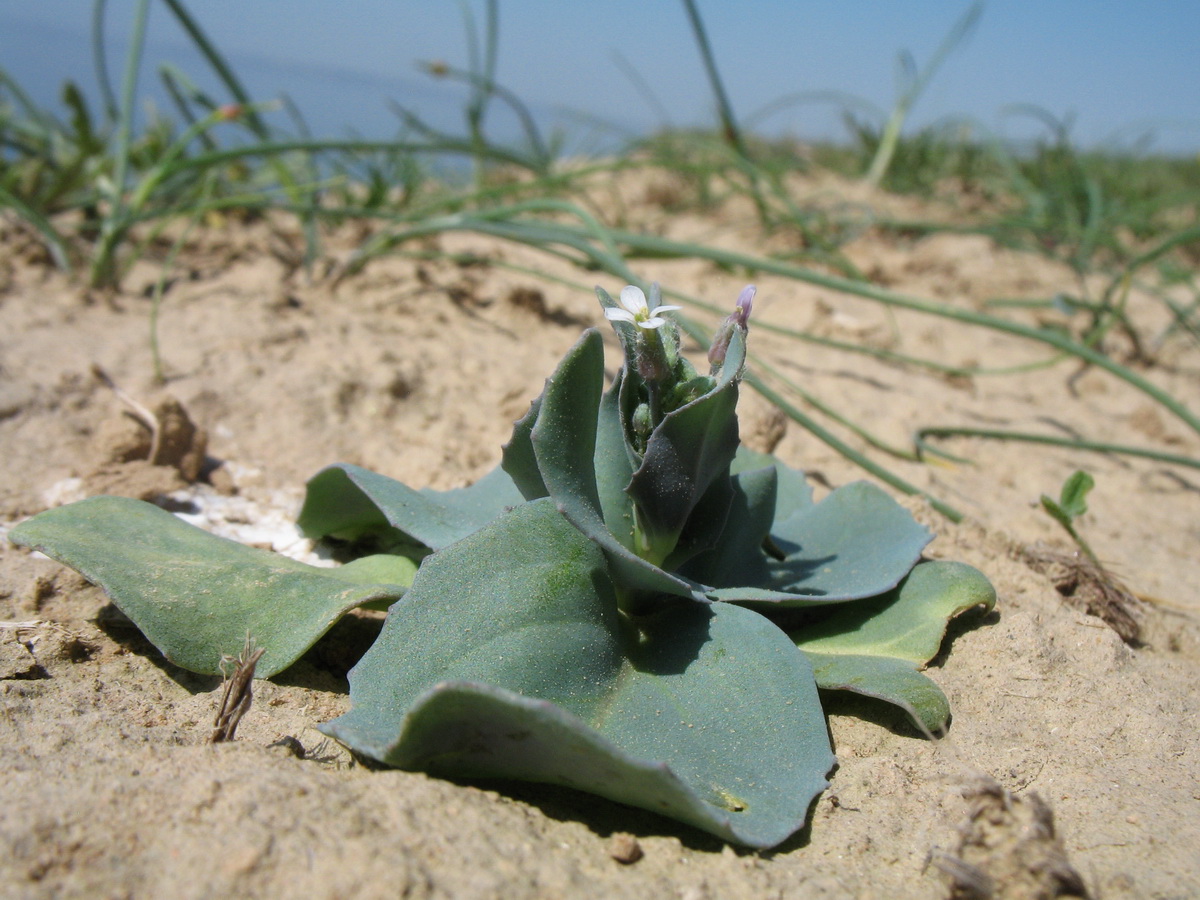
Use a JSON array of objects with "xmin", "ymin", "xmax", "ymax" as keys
[
  {"xmin": 0, "ymin": 185, "xmax": 73, "ymax": 272},
  {"xmin": 158, "ymin": 0, "xmax": 269, "ymax": 140},
  {"xmin": 679, "ymin": 0, "xmax": 747, "ymax": 158},
  {"xmin": 91, "ymin": 0, "xmax": 119, "ymax": 123},
  {"xmin": 916, "ymin": 427, "xmax": 1200, "ymax": 472},
  {"xmin": 865, "ymin": 1, "xmax": 983, "ymax": 188},
  {"xmin": 92, "ymin": 0, "xmax": 150, "ymax": 286}
]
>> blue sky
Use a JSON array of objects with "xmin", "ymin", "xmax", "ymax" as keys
[{"xmin": 4, "ymin": 1, "xmax": 1199, "ymax": 154}]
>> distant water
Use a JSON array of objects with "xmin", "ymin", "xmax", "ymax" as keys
[{"xmin": 1, "ymin": 13, "xmax": 635, "ymax": 167}]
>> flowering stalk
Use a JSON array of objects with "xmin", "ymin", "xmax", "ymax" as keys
[{"xmin": 596, "ymin": 283, "xmax": 753, "ymax": 569}]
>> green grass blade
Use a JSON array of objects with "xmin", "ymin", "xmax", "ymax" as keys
[
  {"xmin": 915, "ymin": 427, "xmax": 1200, "ymax": 472},
  {"xmin": 0, "ymin": 185, "xmax": 73, "ymax": 272}
]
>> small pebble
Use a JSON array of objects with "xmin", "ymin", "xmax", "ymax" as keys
[{"xmin": 608, "ymin": 832, "xmax": 644, "ymax": 864}]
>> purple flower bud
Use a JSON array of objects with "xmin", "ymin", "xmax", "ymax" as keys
[
  {"xmin": 708, "ymin": 285, "xmax": 756, "ymax": 368},
  {"xmin": 708, "ymin": 322, "xmax": 734, "ymax": 368},
  {"xmin": 734, "ymin": 284, "xmax": 755, "ymax": 328}
]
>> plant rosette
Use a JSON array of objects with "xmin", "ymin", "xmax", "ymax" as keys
[{"xmin": 10, "ymin": 282, "xmax": 995, "ymax": 849}]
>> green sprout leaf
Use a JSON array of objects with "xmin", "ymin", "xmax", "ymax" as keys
[
  {"xmin": 1040, "ymin": 468, "xmax": 1094, "ymax": 528},
  {"xmin": 9, "ymin": 496, "xmax": 410, "ymax": 677},
  {"xmin": 792, "ymin": 560, "xmax": 996, "ymax": 733},
  {"xmin": 322, "ymin": 497, "xmax": 834, "ymax": 848},
  {"xmin": 1039, "ymin": 469, "xmax": 1100, "ymax": 564}
]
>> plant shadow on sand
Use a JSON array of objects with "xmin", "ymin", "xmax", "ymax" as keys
[
  {"xmin": 430, "ymin": 772, "xmax": 822, "ymax": 856},
  {"xmin": 92, "ymin": 599, "xmax": 388, "ymax": 694}
]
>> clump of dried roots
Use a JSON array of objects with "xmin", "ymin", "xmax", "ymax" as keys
[{"xmin": 1019, "ymin": 543, "xmax": 1142, "ymax": 645}]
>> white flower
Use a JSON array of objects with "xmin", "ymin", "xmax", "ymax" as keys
[{"xmin": 604, "ymin": 285, "xmax": 681, "ymax": 330}]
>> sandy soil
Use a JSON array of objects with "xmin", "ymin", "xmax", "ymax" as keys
[{"xmin": 2, "ymin": 174, "xmax": 1198, "ymax": 899}]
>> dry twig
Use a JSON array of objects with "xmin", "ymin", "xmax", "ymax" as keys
[
  {"xmin": 211, "ymin": 635, "xmax": 265, "ymax": 743},
  {"xmin": 91, "ymin": 364, "xmax": 163, "ymax": 464}
]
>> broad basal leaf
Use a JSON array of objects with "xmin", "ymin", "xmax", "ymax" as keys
[
  {"xmin": 10, "ymin": 496, "xmax": 410, "ymax": 677},
  {"xmin": 321, "ymin": 497, "xmax": 834, "ymax": 848},
  {"xmin": 792, "ymin": 560, "xmax": 996, "ymax": 733},
  {"xmin": 709, "ymin": 481, "xmax": 933, "ymax": 606},
  {"xmin": 298, "ymin": 462, "xmax": 524, "ymax": 553}
]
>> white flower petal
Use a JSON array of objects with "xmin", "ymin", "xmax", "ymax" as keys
[
  {"xmin": 639, "ymin": 316, "xmax": 667, "ymax": 329},
  {"xmin": 619, "ymin": 285, "xmax": 649, "ymax": 316},
  {"xmin": 649, "ymin": 304, "xmax": 682, "ymax": 316},
  {"xmin": 604, "ymin": 308, "xmax": 637, "ymax": 323}
]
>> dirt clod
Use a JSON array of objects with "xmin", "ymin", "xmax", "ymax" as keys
[{"xmin": 936, "ymin": 778, "xmax": 1089, "ymax": 899}]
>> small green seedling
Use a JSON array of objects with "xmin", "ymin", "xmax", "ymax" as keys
[
  {"xmin": 10, "ymin": 283, "xmax": 995, "ymax": 848},
  {"xmin": 1039, "ymin": 469, "xmax": 1100, "ymax": 566}
]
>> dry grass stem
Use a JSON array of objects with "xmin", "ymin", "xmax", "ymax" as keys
[
  {"xmin": 91, "ymin": 364, "xmax": 164, "ymax": 465},
  {"xmin": 211, "ymin": 635, "xmax": 265, "ymax": 743}
]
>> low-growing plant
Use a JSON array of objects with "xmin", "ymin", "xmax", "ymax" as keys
[
  {"xmin": 1039, "ymin": 469, "xmax": 1100, "ymax": 566},
  {"xmin": 11, "ymin": 283, "xmax": 994, "ymax": 848},
  {"xmin": 1028, "ymin": 469, "xmax": 1142, "ymax": 644}
]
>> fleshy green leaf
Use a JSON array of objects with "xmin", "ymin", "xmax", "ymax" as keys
[
  {"xmin": 529, "ymin": 328, "xmax": 704, "ymax": 602},
  {"xmin": 331, "ymin": 554, "xmax": 420, "ymax": 612},
  {"xmin": 627, "ymin": 328, "xmax": 745, "ymax": 571},
  {"xmin": 792, "ymin": 560, "xmax": 996, "ymax": 733},
  {"xmin": 680, "ymin": 465, "xmax": 777, "ymax": 588},
  {"xmin": 594, "ymin": 370, "xmax": 636, "ymax": 551},
  {"xmin": 322, "ymin": 497, "xmax": 834, "ymax": 849},
  {"xmin": 500, "ymin": 394, "xmax": 548, "ymax": 501},
  {"xmin": 710, "ymin": 481, "xmax": 933, "ymax": 606},
  {"xmin": 298, "ymin": 462, "xmax": 524, "ymax": 553},
  {"xmin": 628, "ymin": 376, "xmax": 739, "ymax": 566},
  {"xmin": 532, "ymin": 329, "xmax": 606, "ymax": 517},
  {"xmin": 331, "ymin": 554, "xmax": 420, "ymax": 587},
  {"xmin": 804, "ymin": 653, "xmax": 955, "ymax": 734},
  {"xmin": 9, "ymin": 496, "xmax": 409, "ymax": 677},
  {"xmin": 730, "ymin": 446, "xmax": 814, "ymax": 520}
]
